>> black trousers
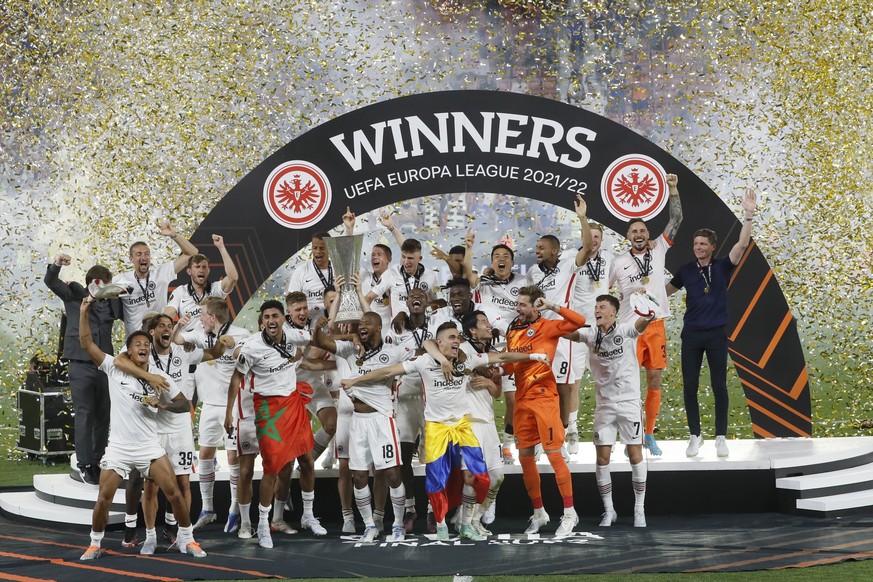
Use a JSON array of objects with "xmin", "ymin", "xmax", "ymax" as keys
[
  {"xmin": 68, "ymin": 361, "xmax": 110, "ymax": 468},
  {"xmin": 680, "ymin": 326, "xmax": 729, "ymax": 437}
]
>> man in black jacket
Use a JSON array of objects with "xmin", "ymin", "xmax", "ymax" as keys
[{"xmin": 44, "ymin": 253, "xmax": 122, "ymax": 484}]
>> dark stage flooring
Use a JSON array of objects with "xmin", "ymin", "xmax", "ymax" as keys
[{"xmin": 2, "ymin": 512, "xmax": 873, "ymax": 581}]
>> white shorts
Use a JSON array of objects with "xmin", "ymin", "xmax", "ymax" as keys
[
  {"xmin": 471, "ymin": 420, "xmax": 503, "ymax": 472},
  {"xmin": 334, "ymin": 390, "xmax": 353, "ymax": 460},
  {"xmin": 501, "ymin": 372, "xmax": 516, "ymax": 394},
  {"xmin": 552, "ymin": 337, "xmax": 583, "ymax": 384},
  {"xmin": 348, "ymin": 411, "xmax": 402, "ymax": 472},
  {"xmin": 235, "ymin": 416, "xmax": 260, "ymax": 456},
  {"xmin": 593, "ymin": 400, "xmax": 643, "ymax": 446},
  {"xmin": 395, "ymin": 378, "xmax": 424, "ymax": 443},
  {"xmin": 100, "ymin": 442, "xmax": 166, "ymax": 480},
  {"xmin": 572, "ymin": 341, "xmax": 587, "ymax": 379},
  {"xmin": 323, "ymin": 368, "xmax": 340, "ymax": 395},
  {"xmin": 198, "ymin": 403, "xmax": 227, "ymax": 448},
  {"xmin": 159, "ymin": 431, "xmax": 195, "ymax": 476},
  {"xmin": 305, "ymin": 380, "xmax": 336, "ymax": 415}
]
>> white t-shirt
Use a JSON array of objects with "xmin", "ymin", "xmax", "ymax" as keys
[
  {"xmin": 474, "ymin": 273, "xmax": 525, "ymax": 319},
  {"xmin": 371, "ymin": 264, "xmax": 438, "ymax": 317},
  {"xmin": 525, "ymin": 249, "xmax": 581, "ymax": 320},
  {"xmin": 577, "ymin": 323, "xmax": 642, "ymax": 404},
  {"xmin": 234, "ymin": 328, "xmax": 311, "ymax": 397},
  {"xmin": 167, "ymin": 281, "xmax": 228, "ymax": 333},
  {"xmin": 609, "ymin": 234, "xmax": 672, "ymax": 323},
  {"xmin": 360, "ymin": 267, "xmax": 392, "ymax": 333},
  {"xmin": 336, "ymin": 340, "xmax": 410, "ymax": 417},
  {"xmin": 387, "ymin": 318, "xmax": 435, "ymax": 397},
  {"xmin": 182, "ymin": 324, "xmax": 251, "ymax": 405},
  {"xmin": 114, "ymin": 262, "xmax": 177, "ymax": 338},
  {"xmin": 149, "ymin": 344, "xmax": 204, "ymax": 400},
  {"xmin": 573, "ymin": 251, "xmax": 613, "ymax": 321},
  {"xmin": 430, "ymin": 302, "xmax": 508, "ymax": 336},
  {"xmin": 99, "ymin": 355, "xmax": 175, "ymax": 447},
  {"xmin": 459, "ymin": 343, "xmax": 498, "ymax": 423},
  {"xmin": 286, "ymin": 260, "xmax": 333, "ymax": 321},
  {"xmin": 403, "ymin": 352, "xmax": 489, "ymax": 424}
]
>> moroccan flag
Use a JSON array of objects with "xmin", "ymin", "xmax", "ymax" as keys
[{"xmin": 253, "ymin": 382, "xmax": 314, "ymax": 474}]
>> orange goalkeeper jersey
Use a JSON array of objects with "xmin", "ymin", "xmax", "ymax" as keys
[{"xmin": 505, "ymin": 307, "xmax": 586, "ymax": 401}]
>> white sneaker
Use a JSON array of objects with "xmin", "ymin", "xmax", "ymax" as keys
[
  {"xmin": 321, "ymin": 447, "xmax": 336, "ymax": 469},
  {"xmin": 140, "ymin": 537, "xmax": 157, "ymax": 555},
  {"xmin": 599, "ymin": 510, "xmax": 618, "ymax": 526},
  {"xmin": 360, "ymin": 525, "xmax": 379, "ymax": 542},
  {"xmin": 270, "ymin": 520, "xmax": 297, "ymax": 534},
  {"xmin": 342, "ymin": 520, "xmax": 356, "ymax": 534},
  {"xmin": 716, "ymin": 435, "xmax": 730, "ymax": 458},
  {"xmin": 555, "ymin": 510, "xmax": 579, "ymax": 537},
  {"xmin": 470, "ymin": 519, "xmax": 492, "ymax": 537},
  {"xmin": 686, "ymin": 434, "xmax": 703, "ymax": 457},
  {"xmin": 566, "ymin": 431, "xmax": 579, "ymax": 454},
  {"xmin": 534, "ymin": 443, "xmax": 543, "ymax": 462},
  {"xmin": 634, "ymin": 510, "xmax": 647, "ymax": 528},
  {"xmin": 388, "ymin": 525, "xmax": 405, "ymax": 542},
  {"xmin": 482, "ymin": 501, "xmax": 496, "ymax": 525},
  {"xmin": 524, "ymin": 510, "xmax": 550, "ymax": 534},
  {"xmin": 301, "ymin": 515, "xmax": 327, "ymax": 536},
  {"xmin": 450, "ymin": 509, "xmax": 461, "ymax": 532},
  {"xmin": 238, "ymin": 524, "xmax": 253, "ymax": 539},
  {"xmin": 257, "ymin": 523, "xmax": 273, "ymax": 549}
]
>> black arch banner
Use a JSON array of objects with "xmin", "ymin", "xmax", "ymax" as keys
[{"xmin": 189, "ymin": 90, "xmax": 811, "ymax": 438}]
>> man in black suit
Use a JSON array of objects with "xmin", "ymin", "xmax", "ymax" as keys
[{"xmin": 44, "ymin": 254, "xmax": 122, "ymax": 484}]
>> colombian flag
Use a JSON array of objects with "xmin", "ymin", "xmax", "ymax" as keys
[{"xmin": 424, "ymin": 416, "xmax": 490, "ymax": 523}]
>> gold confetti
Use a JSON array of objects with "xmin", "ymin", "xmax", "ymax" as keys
[{"xmin": 1, "ymin": 1, "xmax": 871, "ymax": 461}]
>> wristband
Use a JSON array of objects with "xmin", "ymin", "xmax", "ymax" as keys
[{"xmin": 529, "ymin": 353, "xmax": 548, "ymax": 363}]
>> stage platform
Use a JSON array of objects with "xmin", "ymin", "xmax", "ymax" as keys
[{"xmin": 3, "ymin": 436, "xmax": 873, "ymax": 529}]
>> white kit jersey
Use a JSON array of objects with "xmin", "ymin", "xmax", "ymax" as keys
[
  {"xmin": 182, "ymin": 324, "xmax": 251, "ymax": 405},
  {"xmin": 234, "ymin": 328, "xmax": 311, "ymax": 398},
  {"xmin": 286, "ymin": 260, "xmax": 333, "ymax": 321},
  {"xmin": 459, "ymin": 343, "xmax": 497, "ymax": 423},
  {"xmin": 114, "ymin": 262, "xmax": 177, "ymax": 338},
  {"xmin": 99, "ymin": 355, "xmax": 176, "ymax": 447},
  {"xmin": 430, "ymin": 303, "xmax": 509, "ymax": 336},
  {"xmin": 336, "ymin": 340, "xmax": 410, "ymax": 417},
  {"xmin": 151, "ymin": 345, "xmax": 202, "ymax": 434},
  {"xmin": 371, "ymin": 264, "xmax": 438, "ymax": 317},
  {"xmin": 167, "ymin": 281, "xmax": 228, "ymax": 333},
  {"xmin": 474, "ymin": 273, "xmax": 525, "ymax": 319},
  {"xmin": 577, "ymin": 323, "xmax": 642, "ymax": 404},
  {"xmin": 573, "ymin": 251, "xmax": 613, "ymax": 320},
  {"xmin": 525, "ymin": 249, "xmax": 581, "ymax": 320},
  {"xmin": 403, "ymin": 352, "xmax": 489, "ymax": 424},
  {"xmin": 388, "ymin": 318, "xmax": 436, "ymax": 397},
  {"xmin": 360, "ymin": 267, "xmax": 392, "ymax": 333},
  {"xmin": 610, "ymin": 234, "xmax": 672, "ymax": 324}
]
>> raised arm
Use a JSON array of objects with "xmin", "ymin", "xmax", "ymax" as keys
[
  {"xmin": 44, "ymin": 254, "xmax": 79, "ymax": 301},
  {"xmin": 486, "ymin": 350, "xmax": 549, "ymax": 365},
  {"xmin": 213, "ymin": 234, "xmax": 239, "ymax": 293},
  {"xmin": 310, "ymin": 315, "xmax": 338, "ymax": 354},
  {"xmin": 342, "ymin": 206, "xmax": 356, "ymax": 235},
  {"xmin": 157, "ymin": 219, "xmax": 199, "ymax": 274},
  {"xmin": 462, "ymin": 230, "xmax": 479, "ymax": 286},
  {"xmin": 78, "ymin": 299, "xmax": 106, "ymax": 366},
  {"xmin": 574, "ymin": 195, "xmax": 595, "ymax": 267},
  {"xmin": 729, "ymin": 188, "xmax": 757, "ymax": 265},
  {"xmin": 378, "ymin": 211, "xmax": 406, "ymax": 246},
  {"xmin": 662, "ymin": 173, "xmax": 683, "ymax": 242}
]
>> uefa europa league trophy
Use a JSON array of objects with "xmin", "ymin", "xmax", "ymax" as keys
[{"xmin": 324, "ymin": 234, "xmax": 365, "ymax": 324}]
